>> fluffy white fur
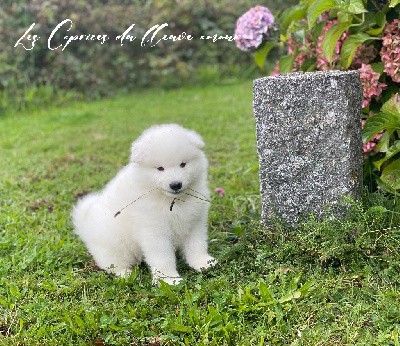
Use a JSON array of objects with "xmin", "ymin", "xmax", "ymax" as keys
[{"xmin": 72, "ymin": 124, "xmax": 216, "ymax": 285}]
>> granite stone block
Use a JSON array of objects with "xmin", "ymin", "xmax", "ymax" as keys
[{"xmin": 253, "ymin": 70, "xmax": 363, "ymax": 226}]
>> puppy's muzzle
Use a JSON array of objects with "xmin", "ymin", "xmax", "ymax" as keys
[{"xmin": 169, "ymin": 182, "xmax": 182, "ymax": 193}]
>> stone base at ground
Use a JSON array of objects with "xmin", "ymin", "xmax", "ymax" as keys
[{"xmin": 253, "ymin": 70, "xmax": 363, "ymax": 226}]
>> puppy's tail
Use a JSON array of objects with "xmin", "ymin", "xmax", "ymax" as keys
[{"xmin": 71, "ymin": 193, "xmax": 100, "ymax": 235}]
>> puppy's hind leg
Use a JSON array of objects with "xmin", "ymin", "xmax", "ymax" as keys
[
  {"xmin": 73, "ymin": 193, "xmax": 141, "ymax": 278},
  {"xmin": 87, "ymin": 243, "xmax": 138, "ymax": 278}
]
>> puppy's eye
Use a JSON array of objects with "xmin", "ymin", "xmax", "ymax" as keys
[
  {"xmin": 180, "ymin": 162, "xmax": 186, "ymax": 168},
  {"xmin": 157, "ymin": 166, "xmax": 164, "ymax": 171}
]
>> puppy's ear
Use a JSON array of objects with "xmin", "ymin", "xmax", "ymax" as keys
[
  {"xmin": 130, "ymin": 138, "xmax": 144, "ymax": 163},
  {"xmin": 185, "ymin": 129, "xmax": 205, "ymax": 149}
]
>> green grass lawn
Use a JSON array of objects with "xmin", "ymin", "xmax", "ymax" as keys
[{"xmin": 1, "ymin": 81, "xmax": 399, "ymax": 345}]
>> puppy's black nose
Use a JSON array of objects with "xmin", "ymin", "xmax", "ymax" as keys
[{"xmin": 170, "ymin": 182, "xmax": 182, "ymax": 191}]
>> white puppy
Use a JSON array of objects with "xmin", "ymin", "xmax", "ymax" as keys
[{"xmin": 72, "ymin": 124, "xmax": 216, "ymax": 285}]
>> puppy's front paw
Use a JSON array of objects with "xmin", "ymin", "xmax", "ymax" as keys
[
  {"xmin": 110, "ymin": 267, "xmax": 132, "ymax": 278},
  {"xmin": 155, "ymin": 276, "xmax": 183, "ymax": 286},
  {"xmin": 150, "ymin": 267, "xmax": 182, "ymax": 286},
  {"xmin": 190, "ymin": 256, "xmax": 218, "ymax": 272}
]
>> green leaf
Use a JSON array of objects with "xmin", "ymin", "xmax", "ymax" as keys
[
  {"xmin": 381, "ymin": 94, "xmax": 400, "ymax": 115},
  {"xmin": 322, "ymin": 22, "xmax": 352, "ymax": 62},
  {"xmin": 254, "ymin": 42, "xmax": 278, "ymax": 70},
  {"xmin": 299, "ymin": 279, "xmax": 315, "ymax": 295},
  {"xmin": 376, "ymin": 175, "xmax": 398, "ymax": 194},
  {"xmin": 364, "ymin": 102, "xmax": 400, "ymax": 141},
  {"xmin": 9, "ymin": 284, "xmax": 21, "ymax": 299},
  {"xmin": 337, "ymin": 11, "xmax": 352, "ymax": 23},
  {"xmin": 374, "ymin": 140, "xmax": 400, "ymax": 170},
  {"xmin": 376, "ymin": 132, "xmax": 392, "ymax": 154},
  {"xmin": 307, "ymin": 0, "xmax": 336, "ymax": 29},
  {"xmin": 380, "ymin": 160, "xmax": 400, "ymax": 190},
  {"xmin": 74, "ymin": 315, "xmax": 86, "ymax": 330},
  {"xmin": 340, "ymin": 33, "xmax": 380, "ymax": 68},
  {"xmin": 244, "ymin": 286, "xmax": 257, "ymax": 301},
  {"xmin": 389, "ymin": 0, "xmax": 400, "ymax": 7},
  {"xmin": 280, "ymin": 4, "xmax": 307, "ymax": 32},
  {"xmin": 259, "ymin": 281, "xmax": 275, "ymax": 302},
  {"xmin": 169, "ymin": 323, "xmax": 193, "ymax": 333},
  {"xmin": 347, "ymin": 0, "xmax": 367, "ymax": 13},
  {"xmin": 364, "ymin": 95, "xmax": 400, "ymax": 174},
  {"xmin": 279, "ymin": 54, "xmax": 297, "ymax": 73},
  {"xmin": 158, "ymin": 280, "xmax": 179, "ymax": 303},
  {"xmin": 334, "ymin": 0, "xmax": 366, "ymax": 13},
  {"xmin": 278, "ymin": 290, "xmax": 302, "ymax": 303},
  {"xmin": 370, "ymin": 62, "xmax": 384, "ymax": 74},
  {"xmin": 300, "ymin": 60, "xmax": 317, "ymax": 72},
  {"xmin": 362, "ymin": 112, "xmax": 400, "ymax": 142},
  {"xmin": 365, "ymin": 205, "xmax": 389, "ymax": 217},
  {"xmin": 366, "ymin": 12, "xmax": 386, "ymax": 36}
]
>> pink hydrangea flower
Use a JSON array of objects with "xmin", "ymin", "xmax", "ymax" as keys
[
  {"xmin": 215, "ymin": 187, "xmax": 225, "ymax": 196},
  {"xmin": 234, "ymin": 5, "xmax": 274, "ymax": 52},
  {"xmin": 362, "ymin": 120, "xmax": 384, "ymax": 154},
  {"xmin": 363, "ymin": 133, "xmax": 384, "ymax": 154},
  {"xmin": 287, "ymin": 37, "xmax": 308, "ymax": 71},
  {"xmin": 270, "ymin": 60, "xmax": 280, "ymax": 76},
  {"xmin": 351, "ymin": 44, "xmax": 378, "ymax": 69},
  {"xmin": 380, "ymin": 19, "xmax": 400, "ymax": 83},
  {"xmin": 316, "ymin": 20, "xmax": 349, "ymax": 70},
  {"xmin": 359, "ymin": 64, "xmax": 386, "ymax": 108},
  {"xmin": 272, "ymin": 25, "xmax": 315, "ymax": 74}
]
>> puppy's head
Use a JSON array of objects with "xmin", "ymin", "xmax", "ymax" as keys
[{"xmin": 130, "ymin": 124, "xmax": 207, "ymax": 196}]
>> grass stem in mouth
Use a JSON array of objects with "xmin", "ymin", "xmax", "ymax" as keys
[
  {"xmin": 114, "ymin": 188, "xmax": 157, "ymax": 217},
  {"xmin": 114, "ymin": 188, "xmax": 209, "ymax": 216},
  {"xmin": 170, "ymin": 198, "xmax": 176, "ymax": 211},
  {"xmin": 170, "ymin": 197, "xmax": 185, "ymax": 211},
  {"xmin": 188, "ymin": 187, "xmax": 210, "ymax": 202},
  {"xmin": 184, "ymin": 192, "xmax": 210, "ymax": 203}
]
